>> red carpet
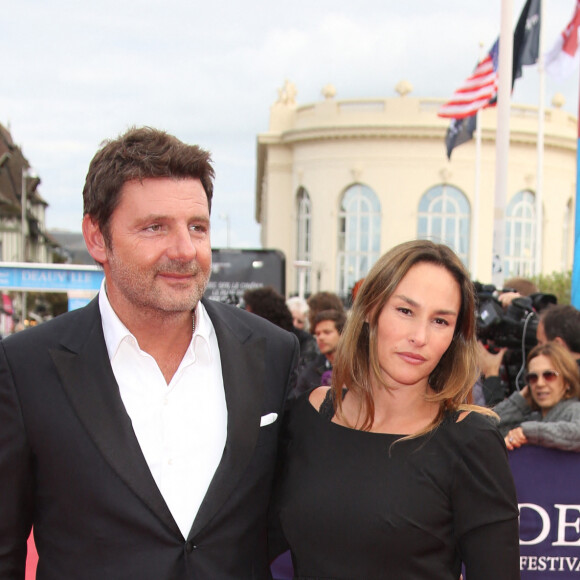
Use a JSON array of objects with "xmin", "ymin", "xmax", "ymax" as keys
[{"xmin": 26, "ymin": 533, "xmax": 38, "ymax": 580}]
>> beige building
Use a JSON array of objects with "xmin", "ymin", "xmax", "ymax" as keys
[{"xmin": 255, "ymin": 81, "xmax": 577, "ymax": 300}]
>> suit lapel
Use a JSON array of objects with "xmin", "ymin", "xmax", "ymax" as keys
[
  {"xmin": 189, "ymin": 300, "xmax": 265, "ymax": 538},
  {"xmin": 51, "ymin": 300, "xmax": 180, "ymax": 537}
]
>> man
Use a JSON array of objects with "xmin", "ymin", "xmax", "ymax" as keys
[
  {"xmin": 0, "ymin": 127, "xmax": 299, "ymax": 579},
  {"xmin": 475, "ymin": 279, "xmax": 541, "ymax": 405},
  {"xmin": 294, "ymin": 309, "xmax": 346, "ymax": 397},
  {"xmin": 306, "ymin": 291, "xmax": 345, "ymax": 333},
  {"xmin": 537, "ymin": 304, "xmax": 580, "ymax": 360}
]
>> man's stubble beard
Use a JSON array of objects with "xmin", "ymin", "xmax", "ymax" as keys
[{"xmin": 107, "ymin": 253, "xmax": 211, "ymax": 314}]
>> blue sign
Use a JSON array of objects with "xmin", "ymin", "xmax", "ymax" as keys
[
  {"xmin": 0, "ymin": 263, "xmax": 103, "ymax": 292},
  {"xmin": 68, "ymin": 297, "xmax": 93, "ymax": 311}
]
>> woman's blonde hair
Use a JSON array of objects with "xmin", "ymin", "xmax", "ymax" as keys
[
  {"xmin": 332, "ymin": 240, "xmax": 491, "ymax": 436},
  {"xmin": 527, "ymin": 342, "xmax": 580, "ymax": 411}
]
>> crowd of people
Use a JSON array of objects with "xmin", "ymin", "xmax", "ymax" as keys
[
  {"xmin": 245, "ymin": 279, "xmax": 580, "ymax": 460},
  {"xmin": 2, "ymin": 125, "xmax": 579, "ymax": 579}
]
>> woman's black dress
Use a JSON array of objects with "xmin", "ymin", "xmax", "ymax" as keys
[{"xmin": 274, "ymin": 391, "xmax": 520, "ymax": 580}]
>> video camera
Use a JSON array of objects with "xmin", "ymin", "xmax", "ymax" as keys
[
  {"xmin": 475, "ymin": 283, "xmax": 557, "ymax": 349},
  {"xmin": 474, "ymin": 282, "xmax": 557, "ymax": 390}
]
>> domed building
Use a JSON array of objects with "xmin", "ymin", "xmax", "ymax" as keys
[{"xmin": 255, "ymin": 80, "xmax": 577, "ymax": 299}]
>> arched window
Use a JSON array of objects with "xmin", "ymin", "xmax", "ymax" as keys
[
  {"xmin": 296, "ymin": 187, "xmax": 312, "ymax": 293},
  {"xmin": 505, "ymin": 190, "xmax": 535, "ymax": 277},
  {"xmin": 337, "ymin": 184, "xmax": 381, "ymax": 298},
  {"xmin": 417, "ymin": 184, "xmax": 470, "ymax": 266}
]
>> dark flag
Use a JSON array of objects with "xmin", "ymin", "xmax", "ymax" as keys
[
  {"xmin": 445, "ymin": 115, "xmax": 477, "ymax": 160},
  {"xmin": 513, "ymin": 0, "xmax": 541, "ymax": 83}
]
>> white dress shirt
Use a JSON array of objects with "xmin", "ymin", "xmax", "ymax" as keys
[{"xmin": 99, "ymin": 284, "xmax": 227, "ymax": 538}]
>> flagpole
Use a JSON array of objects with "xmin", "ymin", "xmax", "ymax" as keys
[
  {"xmin": 472, "ymin": 110, "xmax": 482, "ymax": 278},
  {"xmin": 492, "ymin": 0, "xmax": 514, "ymax": 288},
  {"xmin": 471, "ymin": 42, "xmax": 485, "ymax": 279},
  {"xmin": 571, "ymin": 51, "xmax": 580, "ymax": 307},
  {"xmin": 535, "ymin": 0, "xmax": 545, "ymax": 277}
]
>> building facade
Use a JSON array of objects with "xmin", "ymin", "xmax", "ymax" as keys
[
  {"xmin": 0, "ymin": 124, "xmax": 54, "ymax": 264},
  {"xmin": 256, "ymin": 81, "xmax": 577, "ymax": 299},
  {"xmin": 0, "ymin": 124, "xmax": 57, "ymax": 330}
]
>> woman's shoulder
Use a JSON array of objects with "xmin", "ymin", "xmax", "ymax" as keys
[
  {"xmin": 308, "ymin": 386, "xmax": 331, "ymax": 411},
  {"xmin": 287, "ymin": 386, "xmax": 333, "ymax": 423},
  {"xmin": 440, "ymin": 407, "xmax": 502, "ymax": 444},
  {"xmin": 551, "ymin": 397, "xmax": 580, "ymax": 417},
  {"xmin": 445, "ymin": 406, "xmax": 497, "ymax": 426},
  {"xmin": 309, "ymin": 386, "xmax": 338, "ymax": 421},
  {"xmin": 436, "ymin": 410, "xmax": 510, "ymax": 471},
  {"xmin": 560, "ymin": 397, "xmax": 580, "ymax": 407}
]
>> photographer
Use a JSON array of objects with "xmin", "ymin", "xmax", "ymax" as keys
[
  {"xmin": 477, "ymin": 342, "xmax": 509, "ymax": 406},
  {"xmin": 537, "ymin": 304, "xmax": 580, "ymax": 364},
  {"xmin": 475, "ymin": 278, "xmax": 555, "ymax": 406},
  {"xmin": 495, "ymin": 277, "xmax": 539, "ymax": 309}
]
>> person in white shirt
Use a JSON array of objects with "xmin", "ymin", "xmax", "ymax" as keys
[{"xmin": 0, "ymin": 126, "xmax": 299, "ymax": 580}]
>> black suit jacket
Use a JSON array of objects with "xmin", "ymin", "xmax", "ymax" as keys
[{"xmin": 0, "ymin": 297, "xmax": 298, "ymax": 579}]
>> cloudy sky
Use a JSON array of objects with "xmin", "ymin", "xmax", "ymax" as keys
[{"xmin": 2, "ymin": 0, "xmax": 578, "ymax": 248}]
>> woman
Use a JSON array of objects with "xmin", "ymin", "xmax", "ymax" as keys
[
  {"xmin": 495, "ymin": 341, "xmax": 580, "ymax": 452},
  {"xmin": 272, "ymin": 240, "xmax": 520, "ymax": 580}
]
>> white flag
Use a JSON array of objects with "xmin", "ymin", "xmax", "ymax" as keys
[{"xmin": 545, "ymin": 0, "xmax": 580, "ymax": 81}]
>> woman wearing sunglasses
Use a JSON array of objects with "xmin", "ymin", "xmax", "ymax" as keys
[{"xmin": 495, "ymin": 341, "xmax": 580, "ymax": 451}]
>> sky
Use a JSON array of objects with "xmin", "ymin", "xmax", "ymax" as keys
[{"xmin": 1, "ymin": 0, "xmax": 579, "ymax": 249}]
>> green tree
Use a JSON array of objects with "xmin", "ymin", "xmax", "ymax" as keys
[{"xmin": 532, "ymin": 270, "xmax": 572, "ymax": 305}]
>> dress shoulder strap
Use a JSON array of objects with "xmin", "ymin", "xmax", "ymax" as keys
[
  {"xmin": 318, "ymin": 388, "xmax": 348, "ymax": 421},
  {"xmin": 319, "ymin": 388, "xmax": 335, "ymax": 421}
]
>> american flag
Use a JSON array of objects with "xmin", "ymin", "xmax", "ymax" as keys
[{"xmin": 438, "ymin": 40, "xmax": 499, "ymax": 120}]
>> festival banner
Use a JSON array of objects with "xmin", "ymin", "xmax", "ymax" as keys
[{"xmin": 509, "ymin": 445, "xmax": 580, "ymax": 577}]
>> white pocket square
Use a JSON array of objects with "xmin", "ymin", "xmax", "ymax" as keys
[{"xmin": 260, "ymin": 412, "xmax": 278, "ymax": 427}]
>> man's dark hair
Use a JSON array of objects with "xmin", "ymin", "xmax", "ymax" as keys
[
  {"xmin": 307, "ymin": 292, "xmax": 345, "ymax": 331},
  {"xmin": 541, "ymin": 304, "xmax": 580, "ymax": 353},
  {"xmin": 313, "ymin": 309, "xmax": 347, "ymax": 335},
  {"xmin": 83, "ymin": 126, "xmax": 214, "ymax": 246},
  {"xmin": 243, "ymin": 286, "xmax": 294, "ymax": 332}
]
